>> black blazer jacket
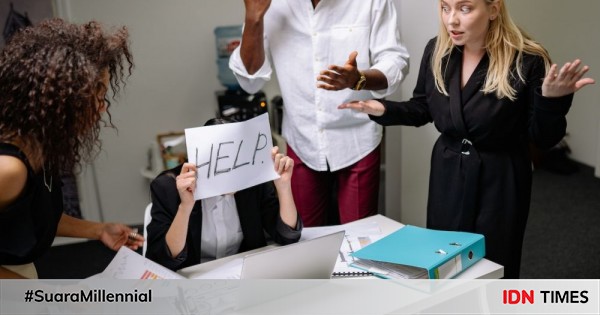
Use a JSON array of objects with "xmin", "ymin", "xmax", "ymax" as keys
[
  {"xmin": 146, "ymin": 165, "xmax": 302, "ymax": 271},
  {"xmin": 372, "ymin": 37, "xmax": 573, "ymax": 278}
]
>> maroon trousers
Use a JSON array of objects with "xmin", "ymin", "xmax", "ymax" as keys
[{"xmin": 287, "ymin": 145, "xmax": 380, "ymax": 227}]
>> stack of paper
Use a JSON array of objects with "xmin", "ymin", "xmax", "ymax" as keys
[{"xmin": 351, "ymin": 258, "xmax": 428, "ymax": 279}]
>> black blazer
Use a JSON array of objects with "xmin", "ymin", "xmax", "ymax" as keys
[
  {"xmin": 146, "ymin": 165, "xmax": 302, "ymax": 271},
  {"xmin": 372, "ymin": 38, "xmax": 573, "ymax": 278}
]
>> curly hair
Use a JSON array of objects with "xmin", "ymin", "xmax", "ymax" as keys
[{"xmin": 0, "ymin": 18, "xmax": 133, "ymax": 173}]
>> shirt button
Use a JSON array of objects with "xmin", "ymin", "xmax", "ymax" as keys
[{"xmin": 312, "ymin": 32, "xmax": 317, "ymax": 37}]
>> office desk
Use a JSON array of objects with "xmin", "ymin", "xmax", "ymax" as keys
[{"xmin": 178, "ymin": 214, "xmax": 504, "ymax": 279}]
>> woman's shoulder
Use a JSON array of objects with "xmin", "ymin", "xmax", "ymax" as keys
[
  {"xmin": 424, "ymin": 37, "xmax": 437, "ymax": 52},
  {"xmin": 0, "ymin": 155, "xmax": 28, "ymax": 209},
  {"xmin": 520, "ymin": 52, "xmax": 548, "ymax": 77},
  {"xmin": 150, "ymin": 164, "xmax": 183, "ymax": 191},
  {"xmin": 521, "ymin": 51, "xmax": 546, "ymax": 64},
  {"xmin": 418, "ymin": 37, "xmax": 438, "ymax": 63}
]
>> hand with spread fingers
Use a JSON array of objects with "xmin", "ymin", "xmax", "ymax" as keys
[
  {"xmin": 542, "ymin": 59, "xmax": 595, "ymax": 98},
  {"xmin": 317, "ymin": 51, "xmax": 362, "ymax": 91},
  {"xmin": 338, "ymin": 99, "xmax": 386, "ymax": 117}
]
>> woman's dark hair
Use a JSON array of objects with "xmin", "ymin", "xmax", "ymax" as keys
[
  {"xmin": 0, "ymin": 18, "xmax": 133, "ymax": 172},
  {"xmin": 203, "ymin": 117, "xmax": 238, "ymax": 126}
]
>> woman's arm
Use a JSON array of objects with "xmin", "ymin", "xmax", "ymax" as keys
[
  {"xmin": 338, "ymin": 38, "xmax": 436, "ymax": 127},
  {"xmin": 0, "ymin": 266, "xmax": 27, "ymax": 279},
  {"xmin": 56, "ymin": 214, "xmax": 143, "ymax": 251},
  {"xmin": 528, "ymin": 57, "xmax": 595, "ymax": 149},
  {"xmin": 164, "ymin": 163, "xmax": 196, "ymax": 258},
  {"xmin": 271, "ymin": 146, "xmax": 297, "ymax": 229}
]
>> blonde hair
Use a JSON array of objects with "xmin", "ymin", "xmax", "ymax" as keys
[{"xmin": 432, "ymin": 0, "xmax": 551, "ymax": 101}]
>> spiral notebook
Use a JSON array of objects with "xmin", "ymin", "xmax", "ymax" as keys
[{"xmin": 331, "ymin": 235, "xmax": 380, "ymax": 277}]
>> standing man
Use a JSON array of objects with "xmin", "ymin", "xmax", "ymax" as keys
[{"xmin": 230, "ymin": 0, "xmax": 409, "ymax": 226}]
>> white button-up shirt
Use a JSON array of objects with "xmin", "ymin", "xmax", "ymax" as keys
[
  {"xmin": 200, "ymin": 194, "xmax": 243, "ymax": 263},
  {"xmin": 230, "ymin": 0, "xmax": 409, "ymax": 171}
]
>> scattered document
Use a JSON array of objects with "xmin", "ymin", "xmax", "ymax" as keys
[
  {"xmin": 299, "ymin": 221, "xmax": 383, "ymax": 277},
  {"xmin": 299, "ymin": 221, "xmax": 381, "ymax": 241},
  {"xmin": 332, "ymin": 235, "xmax": 383, "ymax": 277},
  {"xmin": 102, "ymin": 247, "xmax": 184, "ymax": 279},
  {"xmin": 189, "ymin": 258, "xmax": 243, "ymax": 279}
]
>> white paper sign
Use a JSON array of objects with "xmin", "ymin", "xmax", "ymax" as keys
[{"xmin": 185, "ymin": 113, "xmax": 279, "ymax": 199}]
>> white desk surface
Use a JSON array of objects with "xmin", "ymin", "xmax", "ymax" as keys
[{"xmin": 178, "ymin": 214, "xmax": 503, "ymax": 279}]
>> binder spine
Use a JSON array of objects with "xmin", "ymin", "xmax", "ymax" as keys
[
  {"xmin": 458, "ymin": 237, "xmax": 485, "ymax": 271},
  {"xmin": 430, "ymin": 237, "xmax": 485, "ymax": 279}
]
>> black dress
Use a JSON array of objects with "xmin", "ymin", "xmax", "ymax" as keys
[
  {"xmin": 372, "ymin": 38, "xmax": 573, "ymax": 278},
  {"xmin": 146, "ymin": 164, "xmax": 302, "ymax": 271},
  {"xmin": 0, "ymin": 143, "xmax": 63, "ymax": 265}
]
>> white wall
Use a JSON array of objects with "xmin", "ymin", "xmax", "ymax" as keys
[
  {"xmin": 55, "ymin": 0, "xmax": 598, "ymax": 226},
  {"xmin": 506, "ymin": 0, "xmax": 600, "ymax": 173},
  {"xmin": 384, "ymin": 0, "xmax": 439, "ymax": 226},
  {"xmin": 54, "ymin": 0, "xmax": 257, "ymax": 224}
]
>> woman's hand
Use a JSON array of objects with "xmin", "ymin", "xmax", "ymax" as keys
[
  {"xmin": 99, "ymin": 223, "xmax": 144, "ymax": 251},
  {"xmin": 56, "ymin": 214, "xmax": 143, "ymax": 252},
  {"xmin": 272, "ymin": 146, "xmax": 293, "ymax": 191},
  {"xmin": 542, "ymin": 59, "xmax": 595, "ymax": 98},
  {"xmin": 338, "ymin": 99, "xmax": 386, "ymax": 116},
  {"xmin": 176, "ymin": 163, "xmax": 197, "ymax": 213}
]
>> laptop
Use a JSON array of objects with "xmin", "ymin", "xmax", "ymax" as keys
[{"xmin": 239, "ymin": 230, "xmax": 345, "ymax": 279}]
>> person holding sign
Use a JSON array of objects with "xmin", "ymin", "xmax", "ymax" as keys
[
  {"xmin": 0, "ymin": 19, "xmax": 142, "ymax": 278},
  {"xmin": 146, "ymin": 119, "xmax": 302, "ymax": 271},
  {"xmin": 338, "ymin": 0, "xmax": 595, "ymax": 278}
]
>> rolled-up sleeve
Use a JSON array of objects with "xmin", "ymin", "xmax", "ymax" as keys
[
  {"xmin": 229, "ymin": 43, "xmax": 273, "ymax": 94},
  {"xmin": 369, "ymin": 0, "xmax": 409, "ymax": 98},
  {"xmin": 146, "ymin": 175, "xmax": 188, "ymax": 271},
  {"xmin": 275, "ymin": 214, "xmax": 303, "ymax": 244}
]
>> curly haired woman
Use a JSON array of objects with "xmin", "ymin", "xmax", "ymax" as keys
[{"xmin": 0, "ymin": 19, "xmax": 143, "ymax": 278}]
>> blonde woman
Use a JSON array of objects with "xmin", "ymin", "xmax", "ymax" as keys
[{"xmin": 339, "ymin": 0, "xmax": 594, "ymax": 278}]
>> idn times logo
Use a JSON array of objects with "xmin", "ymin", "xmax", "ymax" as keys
[{"xmin": 503, "ymin": 290, "xmax": 589, "ymax": 304}]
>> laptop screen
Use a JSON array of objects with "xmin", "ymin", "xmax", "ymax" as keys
[{"xmin": 240, "ymin": 230, "xmax": 345, "ymax": 279}]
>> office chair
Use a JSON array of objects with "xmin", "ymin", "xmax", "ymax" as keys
[{"xmin": 142, "ymin": 203, "xmax": 152, "ymax": 257}]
